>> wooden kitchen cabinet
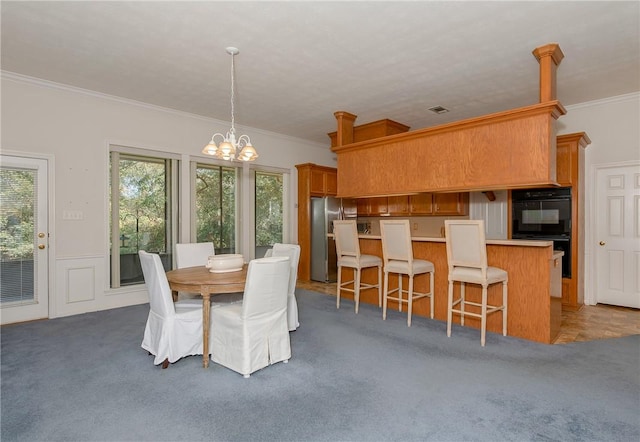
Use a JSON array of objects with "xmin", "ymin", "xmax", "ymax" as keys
[
  {"xmin": 388, "ymin": 195, "xmax": 409, "ymax": 215},
  {"xmin": 310, "ymin": 167, "xmax": 337, "ymax": 196},
  {"xmin": 357, "ymin": 195, "xmax": 412, "ymax": 216},
  {"xmin": 556, "ymin": 132, "xmax": 589, "ymax": 187},
  {"xmin": 356, "ymin": 198, "xmax": 370, "ymax": 216},
  {"xmin": 356, "ymin": 193, "xmax": 468, "ymax": 217},
  {"xmin": 556, "ymin": 132, "xmax": 590, "ymax": 310},
  {"xmin": 368, "ymin": 197, "xmax": 389, "ymax": 215},
  {"xmin": 409, "ymin": 193, "xmax": 434, "ymax": 214},
  {"xmin": 433, "ymin": 193, "xmax": 469, "ymax": 216}
]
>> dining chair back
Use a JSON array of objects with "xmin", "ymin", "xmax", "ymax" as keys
[
  {"xmin": 138, "ymin": 250, "xmax": 203, "ymax": 368},
  {"xmin": 333, "ymin": 220, "xmax": 382, "ymax": 313},
  {"xmin": 268, "ymin": 243, "xmax": 301, "ymax": 331},
  {"xmin": 175, "ymin": 242, "xmax": 215, "ymax": 268},
  {"xmin": 174, "ymin": 242, "xmax": 215, "ymax": 302},
  {"xmin": 444, "ymin": 220, "xmax": 508, "ymax": 346},
  {"xmin": 380, "ymin": 219, "xmax": 434, "ymax": 326},
  {"xmin": 209, "ymin": 256, "xmax": 291, "ymax": 377}
]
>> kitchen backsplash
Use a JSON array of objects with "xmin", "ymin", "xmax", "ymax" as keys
[{"xmin": 359, "ymin": 215, "xmax": 469, "ymax": 237}]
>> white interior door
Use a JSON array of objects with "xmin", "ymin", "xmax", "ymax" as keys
[
  {"xmin": 595, "ymin": 163, "xmax": 640, "ymax": 308},
  {"xmin": 0, "ymin": 155, "xmax": 50, "ymax": 324}
]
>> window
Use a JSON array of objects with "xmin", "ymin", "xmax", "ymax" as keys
[
  {"xmin": 193, "ymin": 163, "xmax": 238, "ymax": 254},
  {"xmin": 254, "ymin": 170, "xmax": 284, "ymax": 258},
  {"xmin": 109, "ymin": 150, "xmax": 177, "ymax": 288}
]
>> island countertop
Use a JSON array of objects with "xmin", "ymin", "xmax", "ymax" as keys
[
  {"xmin": 335, "ymin": 233, "xmax": 554, "ymax": 248},
  {"xmin": 335, "ymin": 234, "xmax": 562, "ymax": 344}
]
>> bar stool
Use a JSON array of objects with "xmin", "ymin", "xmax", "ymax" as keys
[
  {"xmin": 444, "ymin": 219, "xmax": 508, "ymax": 346},
  {"xmin": 380, "ymin": 220, "xmax": 434, "ymax": 326},
  {"xmin": 333, "ymin": 220, "xmax": 382, "ymax": 314}
]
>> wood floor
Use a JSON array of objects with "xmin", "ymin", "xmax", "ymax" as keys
[{"xmin": 296, "ymin": 280, "xmax": 640, "ymax": 344}]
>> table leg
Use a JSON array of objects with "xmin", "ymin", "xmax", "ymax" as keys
[{"xmin": 202, "ymin": 292, "xmax": 211, "ymax": 368}]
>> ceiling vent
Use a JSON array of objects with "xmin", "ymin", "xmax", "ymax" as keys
[{"xmin": 428, "ymin": 105, "xmax": 450, "ymax": 114}]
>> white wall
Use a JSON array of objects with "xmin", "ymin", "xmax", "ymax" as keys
[
  {"xmin": 1, "ymin": 73, "xmax": 335, "ymax": 317},
  {"xmin": 557, "ymin": 92, "xmax": 640, "ymax": 305}
]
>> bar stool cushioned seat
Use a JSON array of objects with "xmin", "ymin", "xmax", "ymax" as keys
[
  {"xmin": 444, "ymin": 219, "xmax": 508, "ymax": 346},
  {"xmin": 333, "ymin": 220, "xmax": 382, "ymax": 314},
  {"xmin": 380, "ymin": 220, "xmax": 434, "ymax": 326}
]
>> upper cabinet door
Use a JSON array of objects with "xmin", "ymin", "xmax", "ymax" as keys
[
  {"xmin": 388, "ymin": 196, "xmax": 409, "ymax": 215},
  {"xmin": 433, "ymin": 193, "xmax": 469, "ymax": 216},
  {"xmin": 310, "ymin": 169, "xmax": 326, "ymax": 195},
  {"xmin": 409, "ymin": 193, "xmax": 433, "ymax": 215},
  {"xmin": 326, "ymin": 170, "xmax": 338, "ymax": 195},
  {"xmin": 556, "ymin": 140, "xmax": 573, "ymax": 186},
  {"xmin": 356, "ymin": 198, "xmax": 370, "ymax": 216},
  {"xmin": 310, "ymin": 168, "xmax": 338, "ymax": 196},
  {"xmin": 368, "ymin": 197, "xmax": 389, "ymax": 215}
]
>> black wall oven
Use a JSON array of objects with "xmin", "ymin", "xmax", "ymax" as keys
[{"xmin": 512, "ymin": 187, "xmax": 572, "ymax": 277}]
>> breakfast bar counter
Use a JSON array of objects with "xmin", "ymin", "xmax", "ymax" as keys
[{"xmin": 349, "ymin": 235, "xmax": 563, "ymax": 344}]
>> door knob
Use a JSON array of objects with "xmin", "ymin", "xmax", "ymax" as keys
[
  {"xmin": 38, "ymin": 244, "xmax": 46, "ymax": 249},
  {"xmin": 599, "ymin": 241, "xmax": 605, "ymax": 246}
]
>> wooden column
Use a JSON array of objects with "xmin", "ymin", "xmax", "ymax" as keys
[
  {"xmin": 532, "ymin": 43, "xmax": 564, "ymax": 103},
  {"xmin": 334, "ymin": 111, "xmax": 357, "ymax": 146}
]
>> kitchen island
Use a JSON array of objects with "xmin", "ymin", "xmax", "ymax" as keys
[{"xmin": 344, "ymin": 235, "xmax": 563, "ymax": 344}]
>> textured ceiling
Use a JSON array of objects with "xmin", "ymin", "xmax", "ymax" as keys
[{"xmin": 2, "ymin": 1, "xmax": 639, "ymax": 145}]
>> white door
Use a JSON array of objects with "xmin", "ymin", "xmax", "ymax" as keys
[
  {"xmin": 595, "ymin": 163, "xmax": 640, "ymax": 308},
  {"xmin": 0, "ymin": 155, "xmax": 50, "ymax": 324}
]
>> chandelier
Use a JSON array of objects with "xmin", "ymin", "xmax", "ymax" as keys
[{"xmin": 202, "ymin": 47, "xmax": 258, "ymax": 161}]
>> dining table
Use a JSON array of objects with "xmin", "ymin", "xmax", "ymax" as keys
[{"xmin": 165, "ymin": 264, "xmax": 248, "ymax": 368}]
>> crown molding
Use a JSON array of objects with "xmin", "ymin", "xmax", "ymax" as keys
[
  {"xmin": 564, "ymin": 91, "xmax": 639, "ymax": 111},
  {"xmin": 1, "ymin": 70, "xmax": 327, "ymax": 149}
]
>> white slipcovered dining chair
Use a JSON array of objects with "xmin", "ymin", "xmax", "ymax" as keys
[
  {"xmin": 139, "ymin": 250, "xmax": 203, "ymax": 368},
  {"xmin": 174, "ymin": 242, "xmax": 215, "ymax": 302},
  {"xmin": 264, "ymin": 243, "xmax": 301, "ymax": 331},
  {"xmin": 209, "ymin": 256, "xmax": 291, "ymax": 378},
  {"xmin": 333, "ymin": 220, "xmax": 382, "ymax": 314},
  {"xmin": 444, "ymin": 219, "xmax": 508, "ymax": 346},
  {"xmin": 380, "ymin": 220, "xmax": 435, "ymax": 327}
]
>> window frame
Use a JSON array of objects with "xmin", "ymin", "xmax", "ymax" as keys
[
  {"xmin": 109, "ymin": 146, "xmax": 179, "ymax": 289},
  {"xmin": 249, "ymin": 164, "xmax": 290, "ymax": 259}
]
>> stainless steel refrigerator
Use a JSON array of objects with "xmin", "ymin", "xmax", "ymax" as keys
[{"xmin": 310, "ymin": 196, "xmax": 342, "ymax": 282}]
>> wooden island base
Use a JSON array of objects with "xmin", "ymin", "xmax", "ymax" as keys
[{"xmin": 347, "ymin": 236, "xmax": 562, "ymax": 344}]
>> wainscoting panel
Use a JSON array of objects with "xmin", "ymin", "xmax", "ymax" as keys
[
  {"xmin": 55, "ymin": 256, "xmax": 150, "ymax": 318},
  {"xmin": 55, "ymin": 256, "xmax": 104, "ymax": 318}
]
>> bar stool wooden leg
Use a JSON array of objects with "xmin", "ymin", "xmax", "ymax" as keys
[
  {"xmin": 429, "ymin": 271, "xmax": 434, "ymax": 319},
  {"xmin": 336, "ymin": 266, "xmax": 342, "ymax": 309},
  {"xmin": 382, "ymin": 271, "xmax": 389, "ymax": 320},
  {"xmin": 481, "ymin": 286, "xmax": 488, "ymax": 347},
  {"xmin": 502, "ymin": 281, "xmax": 508, "ymax": 336},
  {"xmin": 354, "ymin": 268, "xmax": 362, "ymax": 314},
  {"xmin": 447, "ymin": 280, "xmax": 454, "ymax": 337}
]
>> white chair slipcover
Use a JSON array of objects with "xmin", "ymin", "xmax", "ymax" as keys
[
  {"xmin": 333, "ymin": 220, "xmax": 382, "ymax": 314},
  {"xmin": 139, "ymin": 250, "xmax": 203, "ymax": 367},
  {"xmin": 209, "ymin": 256, "xmax": 291, "ymax": 378},
  {"xmin": 380, "ymin": 219, "xmax": 435, "ymax": 327},
  {"xmin": 175, "ymin": 242, "xmax": 215, "ymax": 268},
  {"xmin": 174, "ymin": 242, "xmax": 215, "ymax": 303},
  {"xmin": 267, "ymin": 243, "xmax": 301, "ymax": 331},
  {"xmin": 445, "ymin": 220, "xmax": 508, "ymax": 346}
]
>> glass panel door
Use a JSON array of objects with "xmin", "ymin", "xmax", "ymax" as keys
[{"xmin": 0, "ymin": 155, "xmax": 49, "ymax": 324}]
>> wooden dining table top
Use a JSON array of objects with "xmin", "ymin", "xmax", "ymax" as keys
[{"xmin": 165, "ymin": 264, "xmax": 248, "ymax": 293}]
